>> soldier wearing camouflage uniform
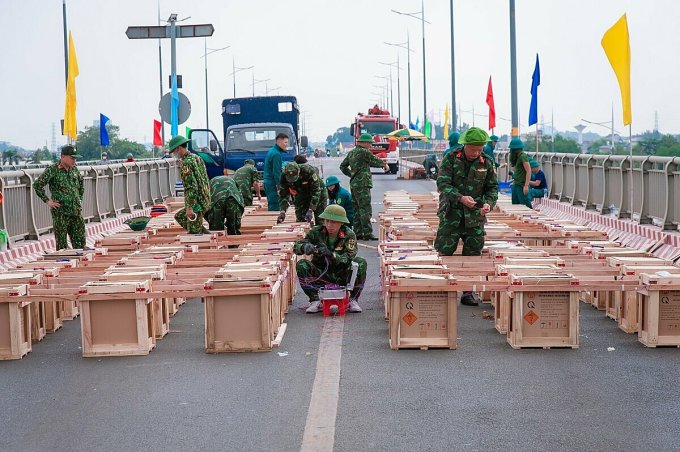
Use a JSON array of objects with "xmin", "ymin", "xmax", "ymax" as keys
[
  {"xmin": 294, "ymin": 205, "xmax": 367, "ymax": 313},
  {"xmin": 233, "ymin": 159, "xmax": 260, "ymax": 206},
  {"xmin": 34, "ymin": 145, "xmax": 86, "ymax": 250},
  {"xmin": 435, "ymin": 127, "xmax": 498, "ymax": 305},
  {"xmin": 205, "ymin": 176, "xmax": 244, "ymax": 236},
  {"xmin": 169, "ymin": 136, "xmax": 211, "ymax": 234},
  {"xmin": 339, "ymin": 133, "xmax": 389, "ymax": 240},
  {"xmin": 276, "ymin": 162, "xmax": 327, "ymax": 224}
]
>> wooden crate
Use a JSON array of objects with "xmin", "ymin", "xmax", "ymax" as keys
[
  {"xmin": 507, "ymin": 275, "xmax": 580, "ymax": 349},
  {"xmin": 618, "ymin": 290, "xmax": 640, "ymax": 333},
  {"xmin": 79, "ymin": 280, "xmax": 156, "ymax": 357},
  {"xmin": 495, "ymin": 291, "xmax": 510, "ymax": 334},
  {"xmin": 591, "ymin": 290, "xmax": 608, "ymax": 311},
  {"xmin": 637, "ymin": 274, "xmax": 680, "ymax": 347},
  {"xmin": 0, "ymin": 285, "xmax": 32, "ymax": 360},
  {"xmin": 387, "ymin": 275, "xmax": 457, "ymax": 350},
  {"xmin": 29, "ymin": 300, "xmax": 46, "ymax": 342},
  {"xmin": 44, "ymin": 299, "xmax": 64, "ymax": 333}
]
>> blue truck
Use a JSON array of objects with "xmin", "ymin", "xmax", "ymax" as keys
[{"xmin": 187, "ymin": 95, "xmax": 307, "ymax": 179}]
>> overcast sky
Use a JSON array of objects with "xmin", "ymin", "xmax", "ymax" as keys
[{"xmin": 1, "ymin": 0, "xmax": 678, "ymax": 150}]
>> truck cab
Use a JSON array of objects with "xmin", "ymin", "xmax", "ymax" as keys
[{"xmin": 350, "ymin": 106, "xmax": 400, "ymax": 174}]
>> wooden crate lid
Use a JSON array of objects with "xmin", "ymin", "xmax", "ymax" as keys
[
  {"xmin": 509, "ymin": 274, "xmax": 577, "ymax": 286},
  {"xmin": 0, "ymin": 272, "xmax": 42, "ymax": 285},
  {"xmin": 215, "ymin": 268, "xmax": 280, "ymax": 279},
  {"xmin": 103, "ymin": 269, "xmax": 165, "ymax": 281},
  {"xmin": 132, "ymin": 249, "xmax": 185, "ymax": 260},
  {"xmin": 42, "ymin": 249, "xmax": 96, "ymax": 261},
  {"xmin": 106, "ymin": 264, "xmax": 167, "ymax": 274},
  {"xmin": 81, "ymin": 280, "xmax": 151, "ymax": 294},
  {"xmin": 389, "ymin": 271, "xmax": 456, "ymax": 287},
  {"xmin": 504, "ymin": 257, "xmax": 565, "ymax": 266},
  {"xmin": 594, "ymin": 249, "xmax": 651, "ymax": 259},
  {"xmin": 607, "ymin": 256, "xmax": 671, "ymax": 267},
  {"xmin": 178, "ymin": 233, "xmax": 217, "ymax": 243},
  {"xmin": 640, "ymin": 273, "xmax": 680, "ymax": 286},
  {"xmin": 0, "ymin": 284, "xmax": 29, "ymax": 297},
  {"xmin": 206, "ymin": 276, "xmax": 273, "ymax": 288},
  {"xmin": 490, "ymin": 249, "xmax": 550, "ymax": 259},
  {"xmin": 496, "ymin": 264, "xmax": 559, "ymax": 276},
  {"xmin": 621, "ymin": 265, "xmax": 680, "ymax": 276},
  {"xmin": 17, "ymin": 260, "xmax": 77, "ymax": 269},
  {"xmin": 222, "ymin": 261, "xmax": 281, "ymax": 270},
  {"xmin": 117, "ymin": 255, "xmax": 177, "ymax": 266}
]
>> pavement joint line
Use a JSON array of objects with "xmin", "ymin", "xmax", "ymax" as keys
[{"xmin": 300, "ymin": 315, "xmax": 345, "ymax": 452}]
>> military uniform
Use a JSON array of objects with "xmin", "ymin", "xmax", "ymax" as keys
[
  {"xmin": 509, "ymin": 138, "xmax": 533, "ymax": 209},
  {"xmin": 326, "ymin": 176, "xmax": 354, "ymax": 226},
  {"xmin": 278, "ymin": 163, "xmax": 326, "ymax": 223},
  {"xmin": 233, "ymin": 162, "xmax": 259, "ymax": 206},
  {"xmin": 339, "ymin": 136, "xmax": 385, "ymax": 239},
  {"xmin": 175, "ymin": 151, "xmax": 211, "ymax": 234},
  {"xmin": 294, "ymin": 224, "xmax": 367, "ymax": 303},
  {"xmin": 205, "ymin": 176, "xmax": 244, "ymax": 235},
  {"xmin": 435, "ymin": 149, "xmax": 498, "ymax": 256},
  {"xmin": 263, "ymin": 144, "xmax": 285, "ymax": 211},
  {"xmin": 34, "ymin": 159, "xmax": 86, "ymax": 250}
]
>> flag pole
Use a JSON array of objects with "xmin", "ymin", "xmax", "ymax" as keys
[
  {"xmin": 535, "ymin": 123, "xmax": 539, "ymax": 157},
  {"xmin": 629, "ymin": 123, "xmax": 633, "ymax": 218}
]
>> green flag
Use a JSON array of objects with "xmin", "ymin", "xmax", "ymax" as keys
[{"xmin": 185, "ymin": 126, "xmax": 192, "ymax": 138}]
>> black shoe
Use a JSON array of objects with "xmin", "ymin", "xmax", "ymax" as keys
[{"xmin": 460, "ymin": 293, "xmax": 479, "ymax": 306}]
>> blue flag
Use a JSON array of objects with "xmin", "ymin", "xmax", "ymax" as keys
[
  {"xmin": 100, "ymin": 113, "xmax": 110, "ymax": 146},
  {"xmin": 171, "ymin": 73, "xmax": 179, "ymax": 136},
  {"xmin": 528, "ymin": 54, "xmax": 540, "ymax": 126}
]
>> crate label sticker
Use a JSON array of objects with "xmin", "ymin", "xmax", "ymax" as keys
[
  {"xmin": 524, "ymin": 310, "xmax": 539, "ymax": 325},
  {"xmin": 399, "ymin": 296, "xmax": 449, "ymax": 339},
  {"xmin": 402, "ymin": 311, "xmax": 417, "ymax": 326},
  {"xmin": 658, "ymin": 290, "xmax": 680, "ymax": 336}
]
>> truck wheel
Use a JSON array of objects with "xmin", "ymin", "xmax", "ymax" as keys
[{"xmin": 389, "ymin": 164, "xmax": 398, "ymax": 174}]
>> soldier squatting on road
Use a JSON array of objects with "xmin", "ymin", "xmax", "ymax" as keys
[
  {"xmin": 33, "ymin": 145, "xmax": 86, "ymax": 250},
  {"xmin": 339, "ymin": 133, "xmax": 389, "ymax": 240},
  {"xmin": 233, "ymin": 158, "xmax": 261, "ymax": 207},
  {"xmin": 294, "ymin": 205, "xmax": 367, "ymax": 313},
  {"xmin": 435, "ymin": 127, "xmax": 499, "ymax": 306},
  {"xmin": 169, "ymin": 136, "xmax": 211, "ymax": 234}
]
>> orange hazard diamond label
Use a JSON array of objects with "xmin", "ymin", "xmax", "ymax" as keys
[
  {"xmin": 402, "ymin": 311, "xmax": 418, "ymax": 326},
  {"xmin": 524, "ymin": 310, "xmax": 539, "ymax": 325}
]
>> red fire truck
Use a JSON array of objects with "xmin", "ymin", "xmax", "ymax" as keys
[{"xmin": 349, "ymin": 105, "xmax": 400, "ymax": 174}]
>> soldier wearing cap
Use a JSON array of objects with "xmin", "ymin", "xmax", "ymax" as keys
[
  {"xmin": 277, "ymin": 161, "xmax": 326, "ymax": 224},
  {"xmin": 205, "ymin": 176, "xmax": 244, "ymax": 241},
  {"xmin": 435, "ymin": 127, "xmax": 498, "ymax": 306},
  {"xmin": 33, "ymin": 145, "xmax": 86, "ymax": 249},
  {"xmin": 168, "ymin": 135, "xmax": 211, "ymax": 234},
  {"xmin": 325, "ymin": 175, "xmax": 354, "ymax": 226},
  {"xmin": 508, "ymin": 137, "xmax": 532, "ymax": 208},
  {"xmin": 442, "ymin": 131, "xmax": 463, "ymax": 159},
  {"xmin": 233, "ymin": 159, "xmax": 261, "ymax": 206},
  {"xmin": 339, "ymin": 133, "xmax": 389, "ymax": 240},
  {"xmin": 294, "ymin": 204, "xmax": 367, "ymax": 313}
]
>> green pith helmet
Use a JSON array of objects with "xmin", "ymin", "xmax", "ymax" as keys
[
  {"xmin": 284, "ymin": 161, "xmax": 300, "ymax": 182},
  {"xmin": 448, "ymin": 131, "xmax": 461, "ymax": 148},
  {"xmin": 325, "ymin": 175, "xmax": 340, "ymax": 187},
  {"xmin": 244, "ymin": 159, "xmax": 255, "ymax": 165},
  {"xmin": 509, "ymin": 137, "xmax": 525, "ymax": 150},
  {"xmin": 489, "ymin": 135, "xmax": 499, "ymax": 142},
  {"xmin": 358, "ymin": 133, "xmax": 374, "ymax": 143},
  {"xmin": 168, "ymin": 135, "xmax": 190, "ymax": 152},
  {"xmin": 459, "ymin": 127, "xmax": 491, "ymax": 145},
  {"xmin": 530, "ymin": 159, "xmax": 540, "ymax": 168},
  {"xmin": 319, "ymin": 204, "xmax": 349, "ymax": 224}
]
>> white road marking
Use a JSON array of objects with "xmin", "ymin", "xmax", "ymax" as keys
[{"xmin": 300, "ymin": 316, "xmax": 345, "ymax": 452}]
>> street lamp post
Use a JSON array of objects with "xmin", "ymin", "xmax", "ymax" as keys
[
  {"xmin": 385, "ymin": 35, "xmax": 414, "ymax": 127},
  {"xmin": 380, "ymin": 60, "xmax": 401, "ymax": 125},
  {"xmin": 201, "ymin": 40, "xmax": 229, "ymax": 129},
  {"xmin": 392, "ymin": 2, "xmax": 429, "ymax": 131},
  {"xmin": 252, "ymin": 78, "xmax": 270, "ymax": 96},
  {"xmin": 375, "ymin": 75, "xmax": 391, "ymax": 113},
  {"xmin": 266, "ymin": 86, "xmax": 281, "ymax": 96},
  {"xmin": 231, "ymin": 57, "xmax": 253, "ymax": 98}
]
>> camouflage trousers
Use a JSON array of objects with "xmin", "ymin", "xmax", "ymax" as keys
[
  {"xmin": 175, "ymin": 207, "xmax": 206, "ymax": 234},
  {"xmin": 53, "ymin": 212, "xmax": 86, "ymax": 250},
  {"xmin": 296, "ymin": 256, "xmax": 367, "ymax": 302},
  {"xmin": 205, "ymin": 197, "xmax": 244, "ymax": 235},
  {"xmin": 241, "ymin": 188, "xmax": 254, "ymax": 207},
  {"xmin": 434, "ymin": 222, "xmax": 485, "ymax": 256},
  {"xmin": 293, "ymin": 192, "xmax": 327, "ymax": 224},
  {"xmin": 350, "ymin": 186, "xmax": 373, "ymax": 238}
]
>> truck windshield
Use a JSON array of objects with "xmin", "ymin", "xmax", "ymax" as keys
[
  {"xmin": 359, "ymin": 121, "xmax": 396, "ymax": 135},
  {"xmin": 226, "ymin": 127, "xmax": 293, "ymax": 152}
]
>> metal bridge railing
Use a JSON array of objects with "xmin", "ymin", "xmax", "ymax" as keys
[
  {"xmin": 496, "ymin": 151, "xmax": 680, "ymax": 230},
  {"xmin": 0, "ymin": 159, "xmax": 180, "ymax": 242}
]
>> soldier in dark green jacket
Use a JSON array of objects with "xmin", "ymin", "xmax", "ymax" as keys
[
  {"xmin": 33, "ymin": 145, "xmax": 86, "ymax": 250},
  {"xmin": 339, "ymin": 133, "xmax": 389, "ymax": 240},
  {"xmin": 435, "ymin": 127, "xmax": 498, "ymax": 305},
  {"xmin": 277, "ymin": 162, "xmax": 326, "ymax": 224},
  {"xmin": 233, "ymin": 159, "xmax": 260, "ymax": 206},
  {"xmin": 169, "ymin": 136, "xmax": 211, "ymax": 234},
  {"xmin": 205, "ymin": 176, "xmax": 244, "ymax": 237},
  {"xmin": 294, "ymin": 205, "xmax": 366, "ymax": 313}
]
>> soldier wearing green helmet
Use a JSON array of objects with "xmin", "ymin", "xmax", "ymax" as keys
[
  {"xmin": 339, "ymin": 133, "xmax": 389, "ymax": 240},
  {"xmin": 483, "ymin": 134, "xmax": 502, "ymax": 168},
  {"xmin": 276, "ymin": 161, "xmax": 327, "ymax": 224},
  {"xmin": 294, "ymin": 204, "xmax": 367, "ymax": 313},
  {"xmin": 435, "ymin": 127, "xmax": 498, "ymax": 306},
  {"xmin": 325, "ymin": 175, "xmax": 354, "ymax": 226},
  {"xmin": 442, "ymin": 131, "xmax": 463, "ymax": 159},
  {"xmin": 233, "ymin": 159, "xmax": 261, "ymax": 206},
  {"xmin": 508, "ymin": 137, "xmax": 532, "ymax": 208}
]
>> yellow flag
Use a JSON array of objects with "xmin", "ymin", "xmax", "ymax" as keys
[
  {"xmin": 601, "ymin": 14, "xmax": 632, "ymax": 126},
  {"xmin": 443, "ymin": 104, "xmax": 450, "ymax": 141},
  {"xmin": 63, "ymin": 31, "xmax": 80, "ymax": 140}
]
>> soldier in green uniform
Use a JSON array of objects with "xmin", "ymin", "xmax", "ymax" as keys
[
  {"xmin": 205, "ymin": 176, "xmax": 245, "ymax": 238},
  {"xmin": 233, "ymin": 159, "xmax": 261, "ymax": 206},
  {"xmin": 509, "ymin": 137, "xmax": 532, "ymax": 209},
  {"xmin": 435, "ymin": 127, "xmax": 498, "ymax": 305},
  {"xmin": 34, "ymin": 145, "xmax": 86, "ymax": 250},
  {"xmin": 168, "ymin": 136, "xmax": 211, "ymax": 234},
  {"xmin": 276, "ymin": 162, "xmax": 326, "ymax": 224},
  {"xmin": 339, "ymin": 133, "xmax": 389, "ymax": 240},
  {"xmin": 294, "ymin": 205, "xmax": 367, "ymax": 313}
]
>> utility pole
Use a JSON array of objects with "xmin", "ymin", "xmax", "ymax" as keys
[
  {"xmin": 509, "ymin": 0, "xmax": 519, "ymax": 137},
  {"xmin": 450, "ymin": 0, "xmax": 457, "ymax": 131}
]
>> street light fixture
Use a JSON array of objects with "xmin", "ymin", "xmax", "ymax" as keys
[
  {"xmin": 374, "ymin": 75, "xmax": 391, "ymax": 113},
  {"xmin": 379, "ymin": 60, "xmax": 401, "ymax": 124},
  {"xmin": 372, "ymin": 84, "xmax": 387, "ymax": 109},
  {"xmin": 385, "ymin": 36, "xmax": 415, "ymax": 127},
  {"xmin": 581, "ymin": 115, "xmax": 621, "ymax": 152},
  {"xmin": 251, "ymin": 77, "xmax": 270, "ymax": 96},
  {"xmin": 265, "ymin": 86, "xmax": 281, "ymax": 96},
  {"xmin": 200, "ymin": 40, "xmax": 229, "ymax": 129},
  {"xmin": 230, "ymin": 57, "xmax": 253, "ymax": 98},
  {"xmin": 392, "ymin": 1, "xmax": 430, "ymax": 130}
]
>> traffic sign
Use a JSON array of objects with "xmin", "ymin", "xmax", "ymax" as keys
[{"xmin": 159, "ymin": 92, "xmax": 191, "ymax": 125}]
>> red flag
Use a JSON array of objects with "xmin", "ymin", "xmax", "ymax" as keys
[
  {"xmin": 153, "ymin": 119, "xmax": 163, "ymax": 146},
  {"xmin": 486, "ymin": 76, "xmax": 496, "ymax": 131}
]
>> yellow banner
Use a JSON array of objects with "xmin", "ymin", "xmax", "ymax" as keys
[
  {"xmin": 601, "ymin": 14, "xmax": 632, "ymax": 126},
  {"xmin": 63, "ymin": 32, "xmax": 80, "ymax": 140}
]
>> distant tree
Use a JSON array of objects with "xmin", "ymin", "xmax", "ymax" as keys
[
  {"xmin": 75, "ymin": 125, "xmax": 151, "ymax": 161},
  {"xmin": 325, "ymin": 127, "xmax": 354, "ymax": 149},
  {"xmin": 524, "ymin": 134, "xmax": 580, "ymax": 154},
  {"xmin": 1, "ymin": 149, "xmax": 19, "ymax": 165},
  {"xmin": 31, "ymin": 146, "xmax": 54, "ymax": 164},
  {"xmin": 650, "ymin": 134, "xmax": 680, "ymax": 157}
]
